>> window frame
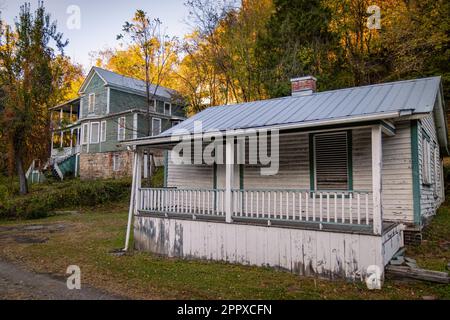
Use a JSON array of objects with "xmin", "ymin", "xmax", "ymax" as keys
[
  {"xmin": 151, "ymin": 99, "xmax": 156, "ymax": 111},
  {"xmin": 88, "ymin": 93, "xmax": 95, "ymax": 114},
  {"xmin": 117, "ymin": 116, "xmax": 126, "ymax": 141},
  {"xmin": 310, "ymin": 131, "xmax": 352, "ymax": 192},
  {"xmin": 100, "ymin": 121, "xmax": 107, "ymax": 143},
  {"xmin": 90, "ymin": 122, "xmax": 100, "ymax": 144},
  {"xmin": 421, "ymin": 134, "xmax": 432, "ymax": 186},
  {"xmin": 112, "ymin": 154, "xmax": 121, "ymax": 172},
  {"xmin": 81, "ymin": 123, "xmax": 89, "ymax": 145},
  {"xmin": 152, "ymin": 118, "xmax": 162, "ymax": 137},
  {"xmin": 164, "ymin": 103, "xmax": 172, "ymax": 116}
]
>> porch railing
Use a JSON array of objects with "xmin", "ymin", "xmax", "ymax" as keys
[
  {"xmin": 139, "ymin": 188, "xmax": 227, "ymax": 217},
  {"xmin": 138, "ymin": 188, "xmax": 373, "ymax": 227}
]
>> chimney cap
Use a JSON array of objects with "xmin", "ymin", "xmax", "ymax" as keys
[{"xmin": 290, "ymin": 76, "xmax": 317, "ymax": 82}]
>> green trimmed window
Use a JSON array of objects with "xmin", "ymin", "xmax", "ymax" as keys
[{"xmin": 311, "ymin": 131, "xmax": 352, "ymax": 191}]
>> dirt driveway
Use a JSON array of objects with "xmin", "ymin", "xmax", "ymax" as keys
[
  {"xmin": 0, "ymin": 259, "xmax": 122, "ymax": 300},
  {"xmin": 0, "ymin": 223, "xmax": 123, "ymax": 300}
]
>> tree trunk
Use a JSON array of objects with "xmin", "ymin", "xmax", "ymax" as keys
[{"xmin": 15, "ymin": 150, "xmax": 28, "ymax": 195}]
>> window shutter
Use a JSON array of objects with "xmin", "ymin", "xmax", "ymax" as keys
[{"xmin": 314, "ymin": 132, "xmax": 349, "ymax": 190}]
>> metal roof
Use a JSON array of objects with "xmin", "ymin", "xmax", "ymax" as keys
[
  {"xmin": 160, "ymin": 76, "xmax": 442, "ymax": 137},
  {"xmin": 92, "ymin": 67, "xmax": 176, "ymax": 99}
]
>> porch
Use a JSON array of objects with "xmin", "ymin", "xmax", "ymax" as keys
[{"xmin": 126, "ymin": 123, "xmax": 405, "ymax": 281}]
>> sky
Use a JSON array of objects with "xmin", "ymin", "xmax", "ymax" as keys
[{"xmin": 0, "ymin": 0, "xmax": 193, "ymax": 72}]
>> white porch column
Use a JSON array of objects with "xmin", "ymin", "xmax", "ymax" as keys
[
  {"xmin": 124, "ymin": 149, "xmax": 143, "ymax": 251},
  {"xmin": 225, "ymin": 138, "xmax": 235, "ymax": 223},
  {"xmin": 372, "ymin": 125, "xmax": 383, "ymax": 235},
  {"xmin": 135, "ymin": 150, "xmax": 144, "ymax": 214}
]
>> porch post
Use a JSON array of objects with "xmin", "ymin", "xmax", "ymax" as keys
[
  {"xmin": 225, "ymin": 138, "xmax": 235, "ymax": 223},
  {"xmin": 124, "ymin": 150, "xmax": 138, "ymax": 251},
  {"xmin": 135, "ymin": 150, "xmax": 144, "ymax": 214},
  {"xmin": 372, "ymin": 125, "xmax": 383, "ymax": 235}
]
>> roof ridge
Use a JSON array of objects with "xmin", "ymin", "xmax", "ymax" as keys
[
  {"xmin": 92, "ymin": 66, "xmax": 176, "ymax": 94},
  {"xmin": 203, "ymin": 76, "xmax": 442, "ymax": 110}
]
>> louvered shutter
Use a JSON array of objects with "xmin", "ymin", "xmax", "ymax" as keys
[{"xmin": 314, "ymin": 132, "xmax": 349, "ymax": 190}]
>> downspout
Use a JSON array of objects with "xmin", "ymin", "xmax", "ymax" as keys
[{"xmin": 124, "ymin": 150, "xmax": 138, "ymax": 251}]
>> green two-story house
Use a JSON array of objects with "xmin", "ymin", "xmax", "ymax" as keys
[{"xmin": 49, "ymin": 67, "xmax": 186, "ymax": 180}]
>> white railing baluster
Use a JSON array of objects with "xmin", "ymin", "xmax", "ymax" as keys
[
  {"xmin": 279, "ymin": 191, "xmax": 283, "ymax": 219},
  {"xmin": 286, "ymin": 192, "xmax": 289, "ymax": 220},
  {"xmin": 305, "ymin": 192, "xmax": 309, "ymax": 221},
  {"xmin": 357, "ymin": 193, "xmax": 361, "ymax": 225},
  {"xmin": 327, "ymin": 193, "xmax": 330, "ymax": 223},
  {"xmin": 319, "ymin": 192, "xmax": 323, "ymax": 222},
  {"xmin": 341, "ymin": 193, "xmax": 345, "ymax": 223},
  {"xmin": 334, "ymin": 193, "xmax": 337, "ymax": 222},
  {"xmin": 299, "ymin": 192, "xmax": 302, "ymax": 221},
  {"xmin": 366, "ymin": 193, "xmax": 369, "ymax": 225},
  {"xmin": 349, "ymin": 193, "xmax": 353, "ymax": 224},
  {"xmin": 292, "ymin": 192, "xmax": 295, "ymax": 221},
  {"xmin": 312, "ymin": 192, "xmax": 316, "ymax": 222}
]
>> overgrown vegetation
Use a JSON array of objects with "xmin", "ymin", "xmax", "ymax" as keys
[{"xmin": 0, "ymin": 178, "xmax": 131, "ymax": 220}]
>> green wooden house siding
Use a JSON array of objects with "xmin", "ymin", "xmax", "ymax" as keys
[
  {"xmin": 80, "ymin": 73, "xmax": 108, "ymax": 117},
  {"xmin": 77, "ymin": 71, "xmax": 186, "ymax": 155}
]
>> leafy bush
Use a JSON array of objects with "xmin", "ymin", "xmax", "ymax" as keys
[{"xmin": 0, "ymin": 178, "xmax": 131, "ymax": 220}]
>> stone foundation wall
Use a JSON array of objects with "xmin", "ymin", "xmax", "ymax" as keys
[{"xmin": 79, "ymin": 151, "xmax": 133, "ymax": 180}]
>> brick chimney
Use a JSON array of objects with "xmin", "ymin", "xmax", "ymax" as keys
[{"xmin": 291, "ymin": 76, "xmax": 317, "ymax": 96}]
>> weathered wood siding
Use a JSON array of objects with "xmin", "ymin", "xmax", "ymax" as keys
[
  {"xmin": 418, "ymin": 114, "xmax": 444, "ymax": 220},
  {"xmin": 382, "ymin": 121, "xmax": 414, "ymax": 223},
  {"xmin": 167, "ymin": 155, "xmax": 214, "ymax": 189},
  {"xmin": 134, "ymin": 215, "xmax": 402, "ymax": 281}
]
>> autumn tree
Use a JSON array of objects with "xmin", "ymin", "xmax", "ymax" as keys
[
  {"xmin": 117, "ymin": 10, "xmax": 179, "ymax": 136},
  {"xmin": 0, "ymin": 2, "xmax": 67, "ymax": 194}
]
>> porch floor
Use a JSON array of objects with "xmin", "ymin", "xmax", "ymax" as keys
[{"xmin": 137, "ymin": 211, "xmax": 398, "ymax": 236}]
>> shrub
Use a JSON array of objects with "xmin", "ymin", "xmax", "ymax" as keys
[{"xmin": 0, "ymin": 178, "xmax": 131, "ymax": 220}]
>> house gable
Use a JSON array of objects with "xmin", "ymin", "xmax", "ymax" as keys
[{"xmin": 79, "ymin": 72, "xmax": 108, "ymax": 118}]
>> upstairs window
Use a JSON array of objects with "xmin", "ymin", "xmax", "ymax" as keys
[
  {"xmin": 150, "ymin": 99, "xmax": 156, "ymax": 111},
  {"xmin": 164, "ymin": 103, "xmax": 171, "ymax": 115},
  {"xmin": 88, "ymin": 93, "xmax": 95, "ymax": 113},
  {"xmin": 118, "ymin": 117, "xmax": 126, "ymax": 141},
  {"xmin": 152, "ymin": 118, "xmax": 161, "ymax": 136},
  {"xmin": 313, "ymin": 132, "xmax": 350, "ymax": 191},
  {"xmin": 422, "ymin": 137, "xmax": 432, "ymax": 185}
]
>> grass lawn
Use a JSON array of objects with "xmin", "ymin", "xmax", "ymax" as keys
[{"xmin": 0, "ymin": 202, "xmax": 449, "ymax": 300}]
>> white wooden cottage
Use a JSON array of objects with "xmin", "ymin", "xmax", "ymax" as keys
[{"xmin": 123, "ymin": 76, "xmax": 448, "ymax": 282}]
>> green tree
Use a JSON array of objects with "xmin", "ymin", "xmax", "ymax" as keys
[
  {"xmin": 117, "ymin": 10, "xmax": 179, "ymax": 137},
  {"xmin": 256, "ymin": 0, "xmax": 337, "ymax": 97},
  {"xmin": 0, "ymin": 2, "xmax": 67, "ymax": 194}
]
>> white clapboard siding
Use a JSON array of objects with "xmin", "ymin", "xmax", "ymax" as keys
[
  {"xmin": 382, "ymin": 121, "xmax": 414, "ymax": 223},
  {"xmin": 167, "ymin": 153, "xmax": 214, "ymax": 189},
  {"xmin": 418, "ymin": 113, "xmax": 443, "ymax": 219},
  {"xmin": 243, "ymin": 132, "xmax": 310, "ymax": 189}
]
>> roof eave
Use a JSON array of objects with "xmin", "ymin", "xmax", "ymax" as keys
[{"xmin": 121, "ymin": 111, "xmax": 403, "ymax": 148}]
